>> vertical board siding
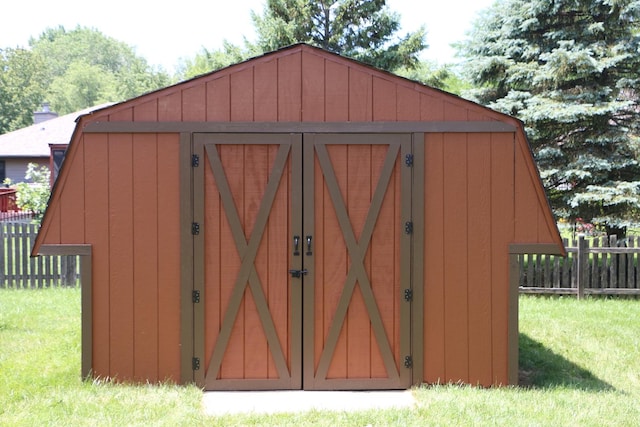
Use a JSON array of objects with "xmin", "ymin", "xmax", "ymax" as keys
[
  {"xmin": 182, "ymin": 85, "xmax": 206, "ymax": 121},
  {"xmin": 467, "ymin": 133, "xmax": 493, "ymax": 386},
  {"xmin": 490, "ymin": 133, "xmax": 515, "ymax": 384},
  {"xmin": 206, "ymin": 76, "xmax": 231, "ymax": 121},
  {"xmin": 278, "ymin": 52, "xmax": 302, "ymax": 121},
  {"xmin": 443, "ymin": 133, "xmax": 469, "ymax": 383},
  {"xmin": 325, "ymin": 59, "xmax": 349, "ymax": 121},
  {"xmin": 60, "ymin": 140, "xmax": 85, "ymax": 243},
  {"xmin": 219, "ymin": 144, "xmax": 245, "ymax": 378},
  {"xmin": 349, "ymin": 68, "xmax": 373, "ymax": 121},
  {"xmin": 373, "ymin": 77, "xmax": 397, "ymax": 121},
  {"xmin": 243, "ymin": 144, "xmax": 270, "ymax": 378},
  {"xmin": 254, "ymin": 60, "xmax": 278, "ymax": 122},
  {"xmin": 132, "ymin": 134, "xmax": 159, "ymax": 382},
  {"xmin": 346, "ymin": 144, "xmax": 372, "ymax": 378},
  {"xmin": 424, "ymin": 133, "xmax": 446, "ymax": 383},
  {"xmin": 302, "ymin": 53, "xmax": 325, "ymax": 121},
  {"xmin": 156, "ymin": 133, "xmax": 181, "ymax": 382},
  {"xmin": 323, "ymin": 145, "xmax": 348, "ymax": 378},
  {"xmin": 230, "ymin": 68, "xmax": 254, "ymax": 122},
  {"xmin": 424, "ymin": 133, "xmax": 517, "ymax": 386},
  {"xmin": 133, "ymin": 100, "xmax": 158, "ymax": 121},
  {"xmin": 267, "ymin": 144, "xmax": 290, "ymax": 378},
  {"xmin": 108, "ymin": 134, "xmax": 135, "ymax": 379},
  {"xmin": 42, "ymin": 133, "xmax": 182, "ymax": 382}
]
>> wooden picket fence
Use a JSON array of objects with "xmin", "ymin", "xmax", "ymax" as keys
[
  {"xmin": 518, "ymin": 235, "xmax": 640, "ymax": 298},
  {"xmin": 0, "ymin": 222, "xmax": 79, "ymax": 288}
]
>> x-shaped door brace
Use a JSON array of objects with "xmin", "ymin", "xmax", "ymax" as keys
[
  {"xmin": 205, "ymin": 142, "xmax": 292, "ymax": 381},
  {"xmin": 312, "ymin": 142, "xmax": 402, "ymax": 382}
]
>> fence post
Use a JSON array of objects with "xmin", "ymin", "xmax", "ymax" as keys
[{"xmin": 576, "ymin": 235, "xmax": 587, "ymax": 299}]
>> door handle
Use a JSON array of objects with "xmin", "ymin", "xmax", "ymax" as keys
[
  {"xmin": 306, "ymin": 235, "xmax": 312, "ymax": 256},
  {"xmin": 288, "ymin": 269, "xmax": 308, "ymax": 278},
  {"xmin": 293, "ymin": 235, "xmax": 300, "ymax": 256}
]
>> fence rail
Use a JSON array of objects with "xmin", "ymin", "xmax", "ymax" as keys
[
  {"xmin": 0, "ymin": 222, "xmax": 79, "ymax": 288},
  {"xmin": 518, "ymin": 235, "xmax": 640, "ymax": 297}
]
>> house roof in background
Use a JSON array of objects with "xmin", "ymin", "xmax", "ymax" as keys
[{"xmin": 0, "ymin": 103, "xmax": 113, "ymax": 157}]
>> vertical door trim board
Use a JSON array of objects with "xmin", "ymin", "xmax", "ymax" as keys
[
  {"xmin": 399, "ymin": 138, "xmax": 414, "ymax": 387},
  {"xmin": 37, "ymin": 244, "xmax": 93, "ymax": 379},
  {"xmin": 410, "ymin": 133, "xmax": 425, "ymax": 385},
  {"xmin": 180, "ymin": 132, "xmax": 197, "ymax": 385},
  {"xmin": 290, "ymin": 140, "xmax": 303, "ymax": 388},
  {"xmin": 302, "ymin": 135, "xmax": 315, "ymax": 390}
]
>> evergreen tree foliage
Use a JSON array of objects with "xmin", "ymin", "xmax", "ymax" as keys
[
  {"xmin": 251, "ymin": 0, "xmax": 427, "ymax": 71},
  {"xmin": 459, "ymin": 0, "xmax": 640, "ymax": 234}
]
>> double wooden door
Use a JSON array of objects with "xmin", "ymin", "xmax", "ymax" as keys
[{"xmin": 192, "ymin": 133, "xmax": 413, "ymax": 390}]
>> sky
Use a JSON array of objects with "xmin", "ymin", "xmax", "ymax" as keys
[{"xmin": 1, "ymin": 0, "xmax": 495, "ymax": 73}]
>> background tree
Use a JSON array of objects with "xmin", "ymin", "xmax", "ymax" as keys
[
  {"xmin": 251, "ymin": 0, "xmax": 427, "ymax": 71},
  {"xmin": 29, "ymin": 26, "xmax": 171, "ymax": 114},
  {"xmin": 459, "ymin": 0, "xmax": 640, "ymax": 236},
  {"xmin": 177, "ymin": 41, "xmax": 260, "ymax": 80},
  {"xmin": 0, "ymin": 48, "xmax": 47, "ymax": 134}
]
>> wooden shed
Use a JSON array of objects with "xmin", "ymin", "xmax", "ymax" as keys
[{"xmin": 33, "ymin": 44, "xmax": 564, "ymax": 390}]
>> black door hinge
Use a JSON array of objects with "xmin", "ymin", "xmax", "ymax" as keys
[
  {"xmin": 404, "ymin": 221, "xmax": 413, "ymax": 235},
  {"xmin": 192, "ymin": 290, "xmax": 200, "ymax": 304},
  {"xmin": 192, "ymin": 154, "xmax": 200, "ymax": 167},
  {"xmin": 404, "ymin": 288, "xmax": 413, "ymax": 302},
  {"xmin": 404, "ymin": 356, "xmax": 413, "ymax": 369},
  {"xmin": 192, "ymin": 222, "xmax": 200, "ymax": 235},
  {"xmin": 405, "ymin": 153, "xmax": 414, "ymax": 167},
  {"xmin": 192, "ymin": 357, "xmax": 200, "ymax": 371}
]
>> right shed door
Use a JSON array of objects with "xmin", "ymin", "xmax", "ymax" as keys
[{"xmin": 302, "ymin": 134, "xmax": 413, "ymax": 390}]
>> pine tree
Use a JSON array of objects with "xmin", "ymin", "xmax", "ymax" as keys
[
  {"xmin": 459, "ymin": 0, "xmax": 640, "ymax": 235},
  {"xmin": 251, "ymin": 0, "xmax": 426, "ymax": 71}
]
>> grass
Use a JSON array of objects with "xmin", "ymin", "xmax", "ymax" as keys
[{"xmin": 1, "ymin": 289, "xmax": 639, "ymax": 426}]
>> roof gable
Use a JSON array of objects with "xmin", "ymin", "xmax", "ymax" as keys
[{"xmin": 81, "ymin": 44, "xmax": 517, "ymax": 126}]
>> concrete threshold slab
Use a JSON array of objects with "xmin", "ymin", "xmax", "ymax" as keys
[{"xmin": 203, "ymin": 390, "xmax": 415, "ymax": 415}]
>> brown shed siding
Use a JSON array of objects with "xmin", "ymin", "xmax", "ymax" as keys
[
  {"xmin": 33, "ymin": 44, "xmax": 563, "ymax": 387},
  {"xmin": 84, "ymin": 48, "xmax": 500, "ymax": 126},
  {"xmin": 40, "ymin": 133, "xmax": 182, "ymax": 382},
  {"xmin": 423, "ymin": 131, "xmax": 558, "ymax": 385}
]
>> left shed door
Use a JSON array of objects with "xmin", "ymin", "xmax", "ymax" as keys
[{"xmin": 193, "ymin": 133, "xmax": 302, "ymax": 390}]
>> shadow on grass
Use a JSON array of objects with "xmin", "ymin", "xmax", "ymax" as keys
[{"xmin": 519, "ymin": 333, "xmax": 614, "ymax": 391}]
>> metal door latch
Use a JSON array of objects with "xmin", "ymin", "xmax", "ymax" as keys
[{"xmin": 288, "ymin": 269, "xmax": 308, "ymax": 278}]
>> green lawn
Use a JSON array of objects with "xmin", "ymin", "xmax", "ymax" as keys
[{"xmin": 1, "ymin": 289, "xmax": 638, "ymax": 426}]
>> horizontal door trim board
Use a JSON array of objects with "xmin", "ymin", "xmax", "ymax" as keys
[{"xmin": 83, "ymin": 121, "xmax": 517, "ymax": 134}]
